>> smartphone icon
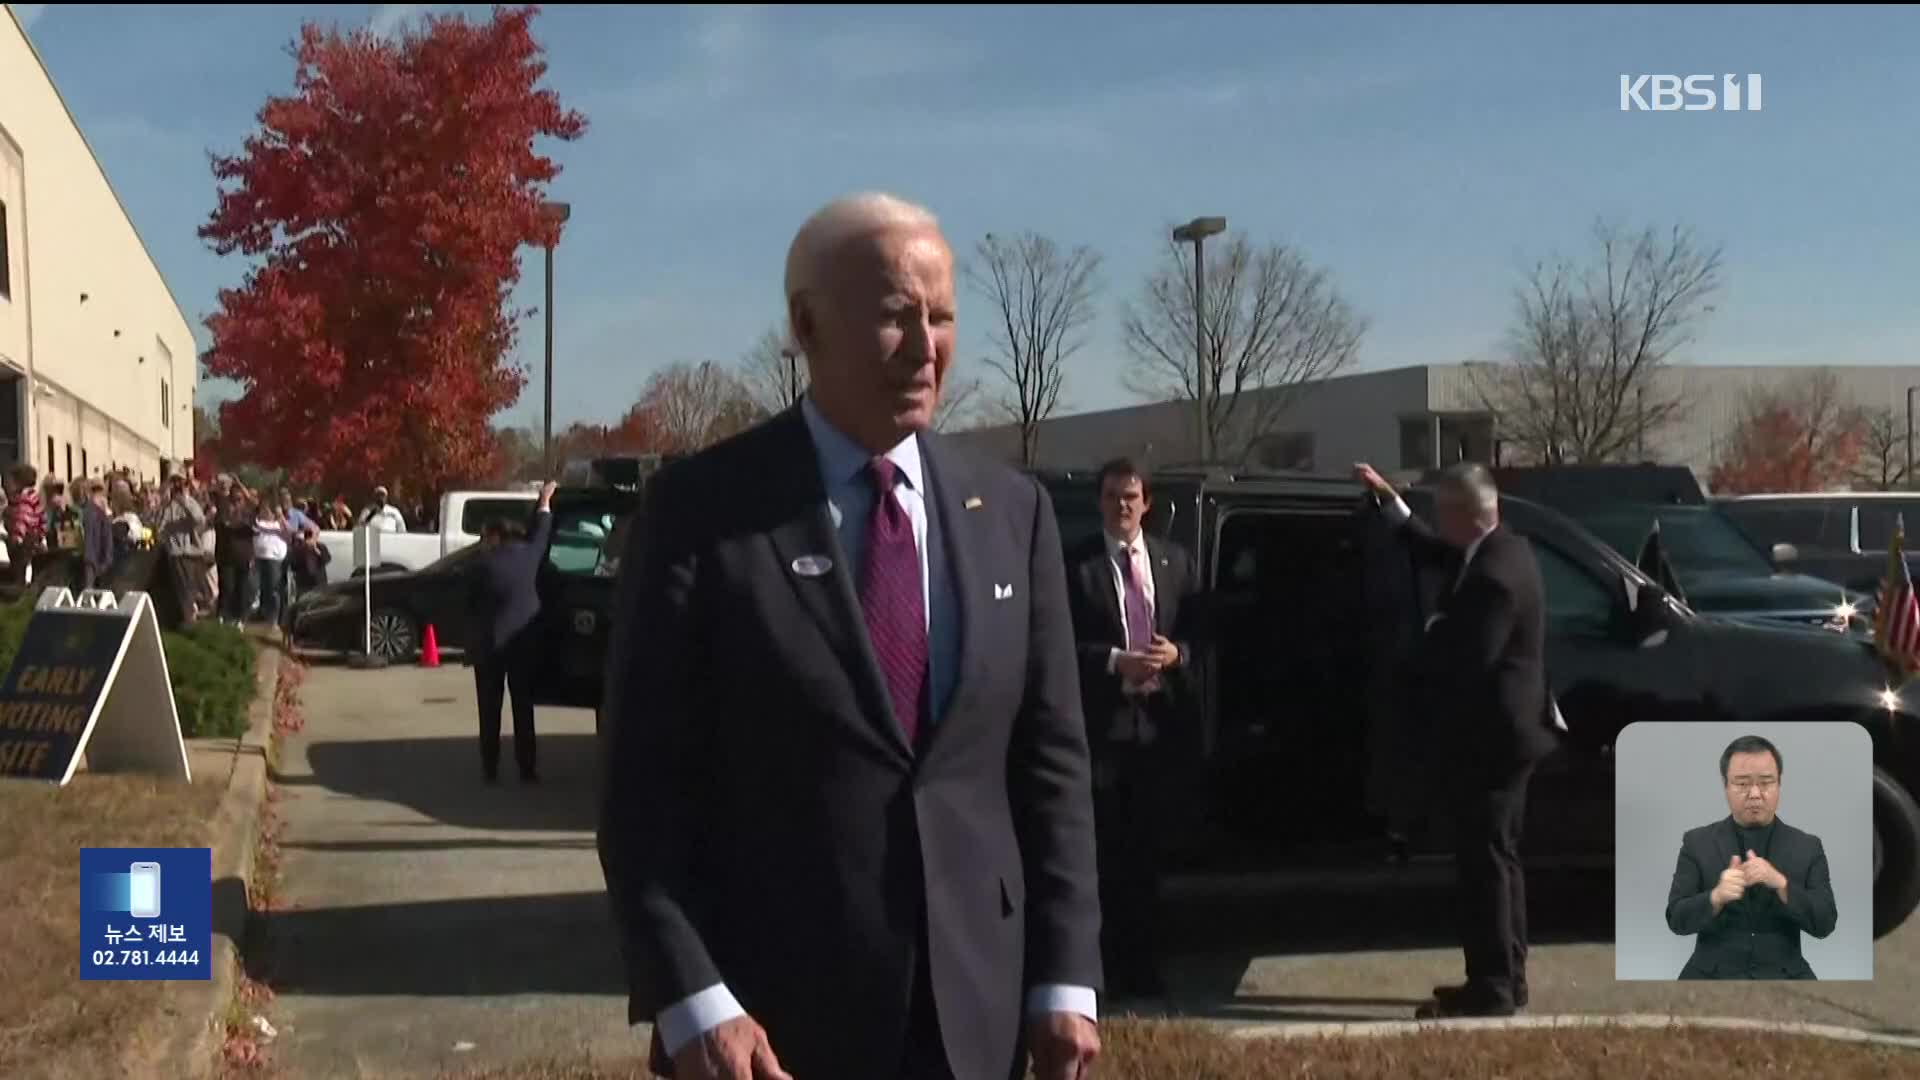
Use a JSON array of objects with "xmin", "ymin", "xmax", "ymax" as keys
[{"xmin": 128, "ymin": 862, "xmax": 161, "ymax": 919}]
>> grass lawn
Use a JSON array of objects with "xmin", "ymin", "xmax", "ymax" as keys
[
  {"xmin": 0, "ymin": 774, "xmax": 224, "ymax": 1079},
  {"xmin": 448, "ymin": 1021, "xmax": 1920, "ymax": 1079}
]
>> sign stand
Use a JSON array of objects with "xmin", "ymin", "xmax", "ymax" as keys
[
  {"xmin": 0, "ymin": 589, "xmax": 190, "ymax": 786},
  {"xmin": 347, "ymin": 523, "xmax": 388, "ymax": 670}
]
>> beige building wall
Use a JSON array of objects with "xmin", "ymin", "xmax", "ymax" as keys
[{"xmin": 0, "ymin": 6, "xmax": 196, "ymax": 486}]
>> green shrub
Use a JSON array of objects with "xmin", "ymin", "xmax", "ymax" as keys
[{"xmin": 0, "ymin": 598, "xmax": 257, "ymax": 740}]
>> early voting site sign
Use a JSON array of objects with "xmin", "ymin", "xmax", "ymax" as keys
[
  {"xmin": 0, "ymin": 589, "xmax": 187, "ymax": 785},
  {"xmin": 79, "ymin": 847, "xmax": 213, "ymax": 980}
]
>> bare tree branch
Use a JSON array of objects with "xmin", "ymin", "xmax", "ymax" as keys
[
  {"xmin": 1710, "ymin": 370, "xmax": 1866, "ymax": 493},
  {"xmin": 1855, "ymin": 404, "xmax": 1910, "ymax": 491},
  {"xmin": 1470, "ymin": 220, "xmax": 1721, "ymax": 464},
  {"xmin": 933, "ymin": 374, "xmax": 987, "ymax": 432},
  {"xmin": 641, "ymin": 360, "xmax": 766, "ymax": 453},
  {"xmin": 961, "ymin": 231, "xmax": 1102, "ymax": 466},
  {"xmin": 737, "ymin": 322, "xmax": 806, "ymax": 416},
  {"xmin": 1120, "ymin": 233, "xmax": 1365, "ymax": 462}
]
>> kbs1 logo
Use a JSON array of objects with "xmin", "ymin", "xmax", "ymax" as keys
[{"xmin": 1619, "ymin": 74, "xmax": 1763, "ymax": 112}]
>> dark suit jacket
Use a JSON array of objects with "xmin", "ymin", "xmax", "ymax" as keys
[
  {"xmin": 82, "ymin": 503, "xmax": 115, "ymax": 577},
  {"xmin": 1065, "ymin": 532, "xmax": 1201, "ymax": 755},
  {"xmin": 1396, "ymin": 512, "xmax": 1559, "ymax": 777},
  {"xmin": 463, "ymin": 510, "xmax": 553, "ymax": 661},
  {"xmin": 597, "ymin": 408, "xmax": 1101, "ymax": 1080},
  {"xmin": 1666, "ymin": 816, "xmax": 1837, "ymax": 979}
]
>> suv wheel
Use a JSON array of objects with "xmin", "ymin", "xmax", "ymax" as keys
[
  {"xmin": 1873, "ymin": 766, "xmax": 1920, "ymax": 939},
  {"xmin": 368, "ymin": 609, "xmax": 417, "ymax": 661}
]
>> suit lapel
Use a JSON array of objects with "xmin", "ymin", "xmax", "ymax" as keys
[
  {"xmin": 1084, "ymin": 546, "xmax": 1125, "ymax": 641},
  {"xmin": 762, "ymin": 409, "xmax": 909, "ymax": 762},
  {"xmin": 1147, "ymin": 536, "xmax": 1174, "ymax": 635},
  {"xmin": 919, "ymin": 433, "xmax": 985, "ymax": 745}
]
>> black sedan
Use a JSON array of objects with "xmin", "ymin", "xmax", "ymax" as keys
[{"xmin": 289, "ymin": 543, "xmax": 483, "ymax": 661}]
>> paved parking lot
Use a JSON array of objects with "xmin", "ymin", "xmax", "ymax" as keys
[{"xmin": 255, "ymin": 660, "xmax": 1919, "ymax": 1077}]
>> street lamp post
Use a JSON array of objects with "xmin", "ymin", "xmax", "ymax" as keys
[
  {"xmin": 1907, "ymin": 385, "xmax": 1917, "ymax": 487},
  {"xmin": 1171, "ymin": 216, "xmax": 1227, "ymax": 462},
  {"xmin": 781, "ymin": 345, "xmax": 801, "ymax": 407},
  {"xmin": 540, "ymin": 200, "xmax": 572, "ymax": 477}
]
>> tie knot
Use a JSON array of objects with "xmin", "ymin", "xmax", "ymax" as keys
[{"xmin": 867, "ymin": 457, "xmax": 900, "ymax": 493}]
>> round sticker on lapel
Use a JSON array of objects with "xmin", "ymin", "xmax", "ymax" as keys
[
  {"xmin": 791, "ymin": 555, "xmax": 834, "ymax": 578},
  {"xmin": 573, "ymin": 610, "xmax": 597, "ymax": 635}
]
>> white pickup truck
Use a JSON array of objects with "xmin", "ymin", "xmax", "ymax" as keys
[{"xmin": 316, "ymin": 488, "xmax": 538, "ymax": 583}]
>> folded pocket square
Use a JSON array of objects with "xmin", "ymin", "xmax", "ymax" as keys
[{"xmin": 994, "ymin": 583, "xmax": 1014, "ymax": 599}]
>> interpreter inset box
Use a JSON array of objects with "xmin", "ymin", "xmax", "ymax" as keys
[{"xmin": 1614, "ymin": 721, "xmax": 1871, "ymax": 981}]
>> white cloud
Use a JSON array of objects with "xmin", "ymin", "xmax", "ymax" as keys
[
  {"xmin": 367, "ymin": 3, "xmax": 431, "ymax": 40},
  {"xmin": 11, "ymin": 4, "xmax": 47, "ymax": 29}
]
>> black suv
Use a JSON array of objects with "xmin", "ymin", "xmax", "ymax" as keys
[{"xmin": 1037, "ymin": 467, "xmax": 1920, "ymax": 938}]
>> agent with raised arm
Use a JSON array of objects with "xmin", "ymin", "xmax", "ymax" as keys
[
  {"xmin": 1354, "ymin": 462, "xmax": 1558, "ymax": 1018},
  {"xmin": 599, "ymin": 193, "xmax": 1102, "ymax": 1080},
  {"xmin": 466, "ymin": 481, "xmax": 556, "ymax": 783}
]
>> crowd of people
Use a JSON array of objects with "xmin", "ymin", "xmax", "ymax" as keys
[{"xmin": 0, "ymin": 464, "xmax": 432, "ymax": 634}]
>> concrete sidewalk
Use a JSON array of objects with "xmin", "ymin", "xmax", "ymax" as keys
[
  {"xmin": 256, "ymin": 658, "xmax": 1920, "ymax": 1078},
  {"xmin": 256, "ymin": 659, "xmax": 640, "ymax": 1078}
]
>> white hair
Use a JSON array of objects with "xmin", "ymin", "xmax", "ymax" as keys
[
  {"xmin": 1438, "ymin": 462, "xmax": 1499, "ymax": 523},
  {"xmin": 782, "ymin": 192, "xmax": 942, "ymax": 316}
]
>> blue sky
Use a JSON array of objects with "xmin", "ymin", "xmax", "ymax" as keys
[{"xmin": 13, "ymin": 3, "xmax": 1920, "ymax": 430}]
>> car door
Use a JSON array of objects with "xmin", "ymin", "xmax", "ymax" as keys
[{"xmin": 528, "ymin": 494, "xmax": 634, "ymax": 708}]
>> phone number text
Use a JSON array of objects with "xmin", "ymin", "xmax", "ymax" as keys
[{"xmin": 88, "ymin": 949, "xmax": 201, "ymax": 966}]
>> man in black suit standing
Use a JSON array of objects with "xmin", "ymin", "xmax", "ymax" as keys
[
  {"xmin": 1064, "ymin": 458, "xmax": 1199, "ymax": 999},
  {"xmin": 599, "ymin": 193, "xmax": 1102, "ymax": 1080},
  {"xmin": 465, "ymin": 480, "xmax": 555, "ymax": 784},
  {"xmin": 1666, "ymin": 734, "xmax": 1837, "ymax": 979},
  {"xmin": 1354, "ymin": 461, "xmax": 1558, "ymax": 1018}
]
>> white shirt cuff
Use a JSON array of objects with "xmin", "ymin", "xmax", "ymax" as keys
[
  {"xmin": 1027, "ymin": 983, "xmax": 1098, "ymax": 1022},
  {"xmin": 656, "ymin": 983, "xmax": 746, "ymax": 1057},
  {"xmin": 1382, "ymin": 494, "xmax": 1412, "ymax": 525},
  {"xmin": 1107, "ymin": 647, "xmax": 1123, "ymax": 675}
]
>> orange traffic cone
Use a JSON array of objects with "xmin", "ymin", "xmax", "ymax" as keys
[{"xmin": 420, "ymin": 623, "xmax": 440, "ymax": 667}]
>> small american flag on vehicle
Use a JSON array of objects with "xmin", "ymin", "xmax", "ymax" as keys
[{"xmin": 1873, "ymin": 515, "xmax": 1920, "ymax": 677}]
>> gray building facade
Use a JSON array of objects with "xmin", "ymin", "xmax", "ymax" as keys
[{"xmin": 950, "ymin": 363, "xmax": 1920, "ymax": 489}]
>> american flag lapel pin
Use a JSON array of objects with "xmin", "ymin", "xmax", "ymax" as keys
[{"xmin": 963, "ymin": 496, "xmax": 983, "ymax": 510}]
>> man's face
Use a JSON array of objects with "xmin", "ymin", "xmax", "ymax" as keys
[
  {"xmin": 1099, "ymin": 474, "xmax": 1149, "ymax": 541},
  {"xmin": 796, "ymin": 225, "xmax": 956, "ymax": 448},
  {"xmin": 1433, "ymin": 487, "xmax": 1488, "ymax": 549},
  {"xmin": 1724, "ymin": 750, "xmax": 1781, "ymax": 826}
]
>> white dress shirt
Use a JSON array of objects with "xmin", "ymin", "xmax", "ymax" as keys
[{"xmin": 653, "ymin": 400, "xmax": 1097, "ymax": 1057}]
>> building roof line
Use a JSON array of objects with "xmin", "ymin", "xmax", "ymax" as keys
[{"xmin": 4, "ymin": 4, "xmax": 198, "ymax": 335}]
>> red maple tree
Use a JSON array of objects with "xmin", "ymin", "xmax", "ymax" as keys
[
  {"xmin": 199, "ymin": 6, "xmax": 585, "ymax": 501},
  {"xmin": 1710, "ymin": 373, "xmax": 1867, "ymax": 494}
]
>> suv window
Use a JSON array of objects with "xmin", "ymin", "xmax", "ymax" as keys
[
  {"xmin": 1719, "ymin": 501, "xmax": 1839, "ymax": 549},
  {"xmin": 546, "ymin": 504, "xmax": 620, "ymax": 576},
  {"xmin": 1856, "ymin": 501, "xmax": 1920, "ymax": 551},
  {"xmin": 460, "ymin": 497, "xmax": 534, "ymax": 535},
  {"xmin": 1533, "ymin": 540, "xmax": 1614, "ymax": 632}
]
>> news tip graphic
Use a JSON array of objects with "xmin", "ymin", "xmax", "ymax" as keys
[{"xmin": 79, "ymin": 848, "xmax": 213, "ymax": 981}]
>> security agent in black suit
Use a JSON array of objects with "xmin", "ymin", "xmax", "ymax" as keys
[
  {"xmin": 597, "ymin": 194, "xmax": 1100, "ymax": 1080},
  {"xmin": 464, "ymin": 480, "xmax": 555, "ymax": 784},
  {"xmin": 1064, "ymin": 457, "xmax": 1201, "ymax": 999},
  {"xmin": 1354, "ymin": 461, "xmax": 1559, "ymax": 1018},
  {"xmin": 1666, "ymin": 734, "xmax": 1838, "ymax": 979}
]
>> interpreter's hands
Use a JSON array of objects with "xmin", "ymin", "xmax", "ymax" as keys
[
  {"xmin": 672, "ymin": 1015, "xmax": 792, "ymax": 1080},
  {"xmin": 1145, "ymin": 634, "xmax": 1181, "ymax": 669},
  {"xmin": 1710, "ymin": 853, "xmax": 1748, "ymax": 911},
  {"xmin": 1029, "ymin": 1011, "xmax": 1099, "ymax": 1080},
  {"xmin": 1114, "ymin": 652, "xmax": 1162, "ymax": 684},
  {"xmin": 1351, "ymin": 462, "xmax": 1392, "ymax": 498},
  {"xmin": 1740, "ymin": 850, "xmax": 1788, "ymax": 893}
]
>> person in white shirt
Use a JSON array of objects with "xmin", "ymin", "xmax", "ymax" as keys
[
  {"xmin": 358, "ymin": 485, "xmax": 408, "ymax": 533},
  {"xmin": 253, "ymin": 502, "xmax": 294, "ymax": 629}
]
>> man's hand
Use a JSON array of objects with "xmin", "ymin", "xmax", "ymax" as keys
[
  {"xmin": 1710, "ymin": 853, "xmax": 1748, "ymax": 912},
  {"xmin": 1145, "ymin": 634, "xmax": 1181, "ymax": 669},
  {"xmin": 1029, "ymin": 1011, "xmax": 1099, "ymax": 1080},
  {"xmin": 1351, "ymin": 462, "xmax": 1392, "ymax": 498},
  {"xmin": 1114, "ymin": 652, "xmax": 1162, "ymax": 684},
  {"xmin": 538, "ymin": 481, "xmax": 558, "ymax": 509},
  {"xmin": 1740, "ymin": 850, "xmax": 1788, "ymax": 894},
  {"xmin": 671, "ymin": 1015, "xmax": 792, "ymax": 1080}
]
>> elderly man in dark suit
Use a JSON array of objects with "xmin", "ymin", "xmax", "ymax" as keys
[
  {"xmin": 1666, "ymin": 734, "xmax": 1837, "ymax": 979},
  {"xmin": 1354, "ymin": 461, "xmax": 1559, "ymax": 1018},
  {"xmin": 1064, "ymin": 457, "xmax": 1200, "ymax": 999},
  {"xmin": 465, "ymin": 481, "xmax": 555, "ymax": 784},
  {"xmin": 599, "ymin": 193, "xmax": 1102, "ymax": 1080}
]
